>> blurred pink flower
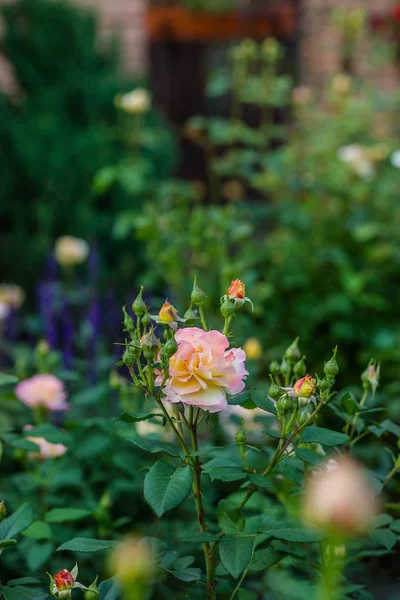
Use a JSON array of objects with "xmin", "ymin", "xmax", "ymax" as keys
[
  {"xmin": 157, "ymin": 327, "xmax": 248, "ymax": 413},
  {"xmin": 24, "ymin": 426, "xmax": 67, "ymax": 460},
  {"xmin": 303, "ymin": 457, "xmax": 378, "ymax": 533},
  {"xmin": 16, "ymin": 374, "xmax": 68, "ymax": 411}
]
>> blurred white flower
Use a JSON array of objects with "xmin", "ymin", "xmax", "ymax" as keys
[
  {"xmin": 24, "ymin": 426, "xmax": 67, "ymax": 460},
  {"xmin": 390, "ymin": 150, "xmax": 400, "ymax": 168},
  {"xmin": 303, "ymin": 457, "xmax": 378, "ymax": 534},
  {"xmin": 0, "ymin": 301, "xmax": 11, "ymax": 321},
  {"xmin": 0, "ymin": 284, "xmax": 25, "ymax": 310},
  {"xmin": 117, "ymin": 88, "xmax": 150, "ymax": 115},
  {"xmin": 54, "ymin": 236, "xmax": 89, "ymax": 266},
  {"xmin": 337, "ymin": 144, "xmax": 374, "ymax": 179}
]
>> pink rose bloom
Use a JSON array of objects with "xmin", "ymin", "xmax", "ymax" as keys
[
  {"xmin": 24, "ymin": 426, "xmax": 67, "ymax": 460},
  {"xmin": 158, "ymin": 327, "xmax": 248, "ymax": 413},
  {"xmin": 16, "ymin": 374, "xmax": 68, "ymax": 411}
]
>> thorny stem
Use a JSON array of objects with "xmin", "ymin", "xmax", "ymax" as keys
[{"xmin": 188, "ymin": 407, "xmax": 216, "ymax": 600}]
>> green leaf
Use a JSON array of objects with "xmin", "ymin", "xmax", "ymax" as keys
[
  {"xmin": 295, "ymin": 448, "xmax": 322, "ymax": 466},
  {"xmin": 219, "ymin": 536, "xmax": 254, "ymax": 579},
  {"xmin": 208, "ymin": 467, "xmax": 247, "ymax": 482},
  {"xmin": 0, "ymin": 373, "xmax": 18, "ymax": 386},
  {"xmin": 259, "ymin": 521, "xmax": 326, "ymax": 543},
  {"xmin": 45, "ymin": 508, "xmax": 91, "ymax": 523},
  {"xmin": 0, "ymin": 539, "xmax": 17, "ymax": 549},
  {"xmin": 57, "ymin": 538, "xmax": 117, "ymax": 553},
  {"xmin": 7, "ymin": 578, "xmax": 41, "ymax": 587},
  {"xmin": 340, "ymin": 392, "xmax": 359, "ymax": 415},
  {"xmin": 0, "ymin": 503, "xmax": 34, "ymax": 540},
  {"xmin": 248, "ymin": 547, "xmax": 284, "ymax": 572},
  {"xmin": 23, "ymin": 424, "xmax": 71, "ymax": 445},
  {"xmin": 115, "ymin": 412, "xmax": 163, "ymax": 423},
  {"xmin": 218, "ymin": 500, "xmax": 245, "ymax": 535},
  {"xmin": 390, "ymin": 519, "xmax": 400, "ymax": 533},
  {"xmin": 250, "ymin": 389, "xmax": 277, "ymax": 415},
  {"xmin": 368, "ymin": 528, "xmax": 397, "ymax": 550},
  {"xmin": 129, "ymin": 437, "xmax": 181, "ymax": 457},
  {"xmin": 1, "ymin": 587, "xmax": 48, "ymax": 600},
  {"xmin": 182, "ymin": 533, "xmax": 220, "ymax": 543},
  {"xmin": 370, "ymin": 514, "xmax": 393, "ymax": 529},
  {"xmin": 144, "ymin": 461, "xmax": 193, "ymax": 518},
  {"xmin": 23, "ymin": 520, "xmax": 52, "ymax": 540},
  {"xmin": 25, "ymin": 540, "xmax": 53, "ymax": 571},
  {"xmin": 301, "ymin": 426, "xmax": 349, "ymax": 446},
  {"xmin": 264, "ymin": 429, "xmax": 281, "ymax": 439},
  {"xmin": 239, "ymin": 590, "xmax": 258, "ymax": 600},
  {"xmin": 170, "ymin": 568, "xmax": 202, "ymax": 582},
  {"xmin": 248, "ymin": 473, "xmax": 275, "ymax": 490},
  {"xmin": 10, "ymin": 439, "xmax": 41, "ymax": 452},
  {"xmin": 98, "ymin": 579, "xmax": 121, "ymax": 600}
]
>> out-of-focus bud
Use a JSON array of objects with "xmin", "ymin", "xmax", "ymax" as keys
[
  {"xmin": 222, "ymin": 180, "xmax": 244, "ymax": 202},
  {"xmin": 297, "ymin": 406, "xmax": 313, "ymax": 426},
  {"xmin": 324, "ymin": 347, "xmax": 339, "ymax": 379},
  {"xmin": 132, "ymin": 287, "xmax": 146, "ymax": 317},
  {"xmin": 269, "ymin": 360, "xmax": 280, "ymax": 377},
  {"xmin": 243, "ymin": 337, "xmax": 262, "ymax": 360},
  {"xmin": 261, "ymin": 37, "xmax": 281, "ymax": 63},
  {"xmin": 158, "ymin": 301, "xmax": 179, "ymax": 324},
  {"xmin": 298, "ymin": 396, "xmax": 312, "ymax": 408},
  {"xmin": 294, "ymin": 375, "xmax": 316, "ymax": 398},
  {"xmin": 84, "ymin": 577, "xmax": 100, "ymax": 600},
  {"xmin": 302, "ymin": 457, "xmax": 378, "ymax": 534},
  {"xmin": 161, "ymin": 337, "xmax": 178, "ymax": 360},
  {"xmin": 122, "ymin": 306, "xmax": 134, "ymax": 337},
  {"xmin": 236, "ymin": 428, "xmax": 247, "ymax": 444},
  {"xmin": 331, "ymin": 73, "xmax": 352, "ymax": 95},
  {"xmin": 116, "ymin": 88, "xmax": 150, "ymax": 114},
  {"xmin": 227, "ymin": 279, "xmax": 246, "ymax": 299},
  {"xmin": 184, "ymin": 305, "xmax": 198, "ymax": 324},
  {"xmin": 0, "ymin": 283, "xmax": 25, "ymax": 310},
  {"xmin": 0, "ymin": 500, "xmax": 7, "ymax": 522},
  {"xmin": 268, "ymin": 377, "xmax": 281, "ymax": 400},
  {"xmin": 220, "ymin": 296, "xmax": 235, "ymax": 318},
  {"xmin": 277, "ymin": 394, "xmax": 294, "ymax": 414},
  {"xmin": 284, "ymin": 337, "xmax": 301, "ymax": 365},
  {"xmin": 141, "ymin": 331, "xmax": 159, "ymax": 360},
  {"xmin": 141, "ymin": 312, "xmax": 151, "ymax": 328},
  {"xmin": 280, "ymin": 358, "xmax": 291, "ymax": 378},
  {"xmin": 292, "ymin": 85, "xmax": 313, "ymax": 106},
  {"xmin": 54, "ymin": 569, "xmax": 75, "ymax": 591},
  {"xmin": 361, "ymin": 360, "xmax": 380, "ymax": 396},
  {"xmin": 191, "ymin": 278, "xmax": 207, "ymax": 307},
  {"xmin": 110, "ymin": 537, "xmax": 154, "ymax": 600},
  {"xmin": 109, "ymin": 371, "xmax": 121, "ymax": 389},
  {"xmin": 293, "ymin": 356, "xmax": 306, "ymax": 379},
  {"xmin": 122, "ymin": 341, "xmax": 141, "ymax": 366},
  {"xmin": 54, "ymin": 236, "xmax": 89, "ymax": 266}
]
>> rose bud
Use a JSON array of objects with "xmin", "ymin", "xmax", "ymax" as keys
[
  {"xmin": 54, "ymin": 569, "xmax": 75, "ymax": 591},
  {"xmin": 109, "ymin": 537, "xmax": 154, "ymax": 600},
  {"xmin": 158, "ymin": 301, "xmax": 179, "ymax": 323},
  {"xmin": 293, "ymin": 374, "xmax": 316, "ymax": 398},
  {"xmin": 0, "ymin": 500, "xmax": 7, "ymax": 522},
  {"xmin": 227, "ymin": 279, "xmax": 246, "ymax": 299},
  {"xmin": 302, "ymin": 457, "xmax": 378, "ymax": 534}
]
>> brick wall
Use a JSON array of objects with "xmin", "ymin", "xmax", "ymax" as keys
[{"xmin": 0, "ymin": 0, "xmax": 398, "ymax": 94}]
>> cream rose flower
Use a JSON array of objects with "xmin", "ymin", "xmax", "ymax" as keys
[
  {"xmin": 158, "ymin": 327, "xmax": 248, "ymax": 413},
  {"xmin": 16, "ymin": 374, "xmax": 69, "ymax": 411}
]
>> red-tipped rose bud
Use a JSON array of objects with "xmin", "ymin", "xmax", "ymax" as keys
[
  {"xmin": 54, "ymin": 569, "xmax": 74, "ymax": 591},
  {"xmin": 227, "ymin": 279, "xmax": 246, "ymax": 299},
  {"xmin": 293, "ymin": 375, "xmax": 316, "ymax": 398},
  {"xmin": 158, "ymin": 301, "xmax": 179, "ymax": 323}
]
